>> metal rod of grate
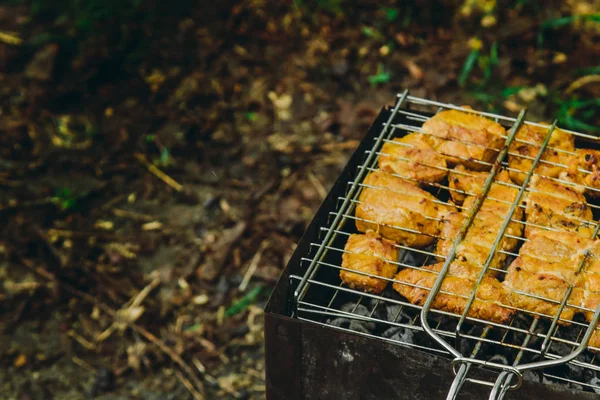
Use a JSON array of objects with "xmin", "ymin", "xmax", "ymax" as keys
[{"xmin": 292, "ymin": 91, "xmax": 600, "ymax": 398}]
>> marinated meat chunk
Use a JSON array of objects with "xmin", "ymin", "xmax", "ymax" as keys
[
  {"xmin": 437, "ymin": 167, "xmax": 523, "ymax": 272},
  {"xmin": 340, "ymin": 231, "xmax": 399, "ymax": 294},
  {"xmin": 508, "ymin": 123, "xmax": 574, "ymax": 185},
  {"xmin": 523, "ymin": 175, "xmax": 594, "ymax": 238},
  {"xmin": 393, "ymin": 262, "xmax": 513, "ymax": 323},
  {"xmin": 503, "ymin": 232, "xmax": 593, "ymax": 324},
  {"xmin": 560, "ymin": 149, "xmax": 600, "ymax": 198},
  {"xmin": 420, "ymin": 109, "xmax": 506, "ymax": 171},
  {"xmin": 448, "ymin": 166, "xmax": 514, "ymax": 205},
  {"xmin": 379, "ymin": 133, "xmax": 448, "ymax": 186},
  {"xmin": 356, "ymin": 171, "xmax": 452, "ymax": 247}
]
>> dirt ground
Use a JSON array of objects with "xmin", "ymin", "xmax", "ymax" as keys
[{"xmin": 0, "ymin": 1, "xmax": 598, "ymax": 399}]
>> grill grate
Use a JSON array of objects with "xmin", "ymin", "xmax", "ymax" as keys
[{"xmin": 291, "ymin": 91, "xmax": 600, "ymax": 398}]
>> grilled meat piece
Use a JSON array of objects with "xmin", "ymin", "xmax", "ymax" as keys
[
  {"xmin": 438, "ymin": 167, "xmax": 523, "ymax": 273},
  {"xmin": 448, "ymin": 166, "xmax": 514, "ymax": 205},
  {"xmin": 523, "ymin": 175, "xmax": 594, "ymax": 238},
  {"xmin": 560, "ymin": 149, "xmax": 600, "ymax": 198},
  {"xmin": 437, "ymin": 209, "xmax": 522, "ymax": 275},
  {"xmin": 356, "ymin": 170, "xmax": 452, "ymax": 247},
  {"xmin": 508, "ymin": 124, "xmax": 574, "ymax": 186},
  {"xmin": 503, "ymin": 231, "xmax": 593, "ymax": 324},
  {"xmin": 340, "ymin": 231, "xmax": 399, "ymax": 294},
  {"xmin": 420, "ymin": 109, "xmax": 506, "ymax": 171},
  {"xmin": 393, "ymin": 262, "xmax": 514, "ymax": 324},
  {"xmin": 504, "ymin": 266, "xmax": 580, "ymax": 323},
  {"xmin": 378, "ymin": 133, "xmax": 448, "ymax": 186}
]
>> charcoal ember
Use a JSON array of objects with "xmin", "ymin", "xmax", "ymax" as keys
[
  {"xmin": 523, "ymin": 371, "xmax": 541, "ymax": 383},
  {"xmin": 327, "ymin": 303, "xmax": 376, "ymax": 333},
  {"xmin": 569, "ymin": 382, "xmax": 584, "ymax": 391},
  {"xmin": 566, "ymin": 361, "xmax": 584, "ymax": 382},
  {"xmin": 549, "ymin": 340, "xmax": 575, "ymax": 357},
  {"xmin": 384, "ymin": 304, "xmax": 403, "ymax": 322},
  {"xmin": 381, "ymin": 326, "xmax": 415, "ymax": 344},
  {"xmin": 401, "ymin": 249, "xmax": 426, "ymax": 267},
  {"xmin": 487, "ymin": 354, "xmax": 508, "ymax": 365},
  {"xmin": 588, "ymin": 376, "xmax": 600, "ymax": 394},
  {"xmin": 457, "ymin": 326, "xmax": 489, "ymax": 356}
]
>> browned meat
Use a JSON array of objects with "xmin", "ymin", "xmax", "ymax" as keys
[
  {"xmin": 560, "ymin": 149, "xmax": 600, "ymax": 198},
  {"xmin": 393, "ymin": 262, "xmax": 514, "ymax": 323},
  {"xmin": 438, "ymin": 167, "xmax": 523, "ymax": 273},
  {"xmin": 503, "ymin": 231, "xmax": 593, "ymax": 324},
  {"xmin": 504, "ymin": 266, "xmax": 580, "ymax": 323},
  {"xmin": 448, "ymin": 166, "xmax": 515, "ymax": 205},
  {"xmin": 508, "ymin": 123, "xmax": 574, "ymax": 185},
  {"xmin": 356, "ymin": 170, "xmax": 453, "ymax": 247},
  {"xmin": 379, "ymin": 133, "xmax": 447, "ymax": 186},
  {"xmin": 420, "ymin": 109, "xmax": 506, "ymax": 171},
  {"xmin": 523, "ymin": 174, "xmax": 594, "ymax": 238},
  {"xmin": 340, "ymin": 231, "xmax": 399, "ymax": 294}
]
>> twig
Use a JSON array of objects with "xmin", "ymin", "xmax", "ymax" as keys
[
  {"xmin": 72, "ymin": 356, "xmax": 96, "ymax": 373},
  {"xmin": 239, "ymin": 240, "xmax": 268, "ymax": 291},
  {"xmin": 133, "ymin": 324, "xmax": 206, "ymax": 397},
  {"xmin": 319, "ymin": 139, "xmax": 360, "ymax": 152},
  {"xmin": 307, "ymin": 171, "xmax": 327, "ymax": 199},
  {"xmin": 68, "ymin": 330, "xmax": 96, "ymax": 350},
  {"xmin": 96, "ymin": 276, "xmax": 161, "ymax": 342},
  {"xmin": 564, "ymin": 75, "xmax": 600, "ymax": 95},
  {"xmin": 112, "ymin": 208, "xmax": 155, "ymax": 222},
  {"xmin": 175, "ymin": 370, "xmax": 205, "ymax": 400},
  {"xmin": 0, "ymin": 31, "xmax": 22, "ymax": 45},
  {"xmin": 17, "ymin": 256, "xmax": 206, "ymax": 399},
  {"xmin": 135, "ymin": 153, "xmax": 183, "ymax": 192}
]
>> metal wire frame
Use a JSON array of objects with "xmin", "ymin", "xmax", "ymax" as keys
[{"xmin": 292, "ymin": 92, "xmax": 600, "ymax": 397}]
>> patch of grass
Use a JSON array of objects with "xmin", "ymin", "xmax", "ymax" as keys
[
  {"xmin": 576, "ymin": 66, "xmax": 600, "ymax": 76},
  {"xmin": 52, "ymin": 187, "xmax": 79, "ymax": 211},
  {"xmin": 381, "ymin": 7, "xmax": 399, "ymax": 22},
  {"xmin": 28, "ymin": 0, "xmax": 145, "ymax": 38},
  {"xmin": 153, "ymin": 147, "xmax": 172, "ymax": 168},
  {"xmin": 244, "ymin": 112, "xmax": 257, "ymax": 122},
  {"xmin": 225, "ymin": 286, "xmax": 263, "ymax": 317},
  {"xmin": 538, "ymin": 14, "xmax": 600, "ymax": 46},
  {"xmin": 555, "ymin": 96, "xmax": 600, "ymax": 133},
  {"xmin": 459, "ymin": 49, "xmax": 480, "ymax": 87},
  {"xmin": 368, "ymin": 63, "xmax": 390, "ymax": 86}
]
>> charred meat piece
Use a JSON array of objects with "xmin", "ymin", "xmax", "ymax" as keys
[
  {"xmin": 393, "ymin": 262, "xmax": 514, "ymax": 324},
  {"xmin": 378, "ymin": 133, "xmax": 448, "ymax": 186},
  {"xmin": 420, "ymin": 109, "xmax": 506, "ymax": 171},
  {"xmin": 356, "ymin": 170, "xmax": 453, "ymax": 247},
  {"xmin": 340, "ymin": 231, "xmax": 399, "ymax": 294},
  {"xmin": 523, "ymin": 175, "xmax": 594, "ymax": 238},
  {"xmin": 508, "ymin": 124, "xmax": 574, "ymax": 186},
  {"xmin": 560, "ymin": 149, "xmax": 600, "ymax": 198}
]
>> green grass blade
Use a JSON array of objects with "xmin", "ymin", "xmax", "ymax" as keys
[
  {"xmin": 225, "ymin": 286, "xmax": 263, "ymax": 317},
  {"xmin": 459, "ymin": 50, "xmax": 480, "ymax": 87}
]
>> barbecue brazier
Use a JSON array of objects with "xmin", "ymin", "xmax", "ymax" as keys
[{"xmin": 265, "ymin": 91, "xmax": 600, "ymax": 399}]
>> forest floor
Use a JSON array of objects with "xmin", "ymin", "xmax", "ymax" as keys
[{"xmin": 0, "ymin": 0, "xmax": 598, "ymax": 399}]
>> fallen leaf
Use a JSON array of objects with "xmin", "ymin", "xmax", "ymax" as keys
[
  {"xmin": 14, "ymin": 354, "xmax": 27, "ymax": 368},
  {"xmin": 142, "ymin": 221, "xmax": 163, "ymax": 231},
  {"xmin": 196, "ymin": 222, "xmax": 247, "ymax": 281},
  {"xmin": 404, "ymin": 60, "xmax": 424, "ymax": 81},
  {"xmin": 94, "ymin": 220, "xmax": 114, "ymax": 230}
]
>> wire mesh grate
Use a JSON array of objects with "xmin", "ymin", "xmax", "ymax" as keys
[{"xmin": 292, "ymin": 91, "xmax": 600, "ymax": 397}]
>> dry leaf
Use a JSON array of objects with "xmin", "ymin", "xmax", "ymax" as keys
[{"xmin": 142, "ymin": 221, "xmax": 163, "ymax": 231}]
